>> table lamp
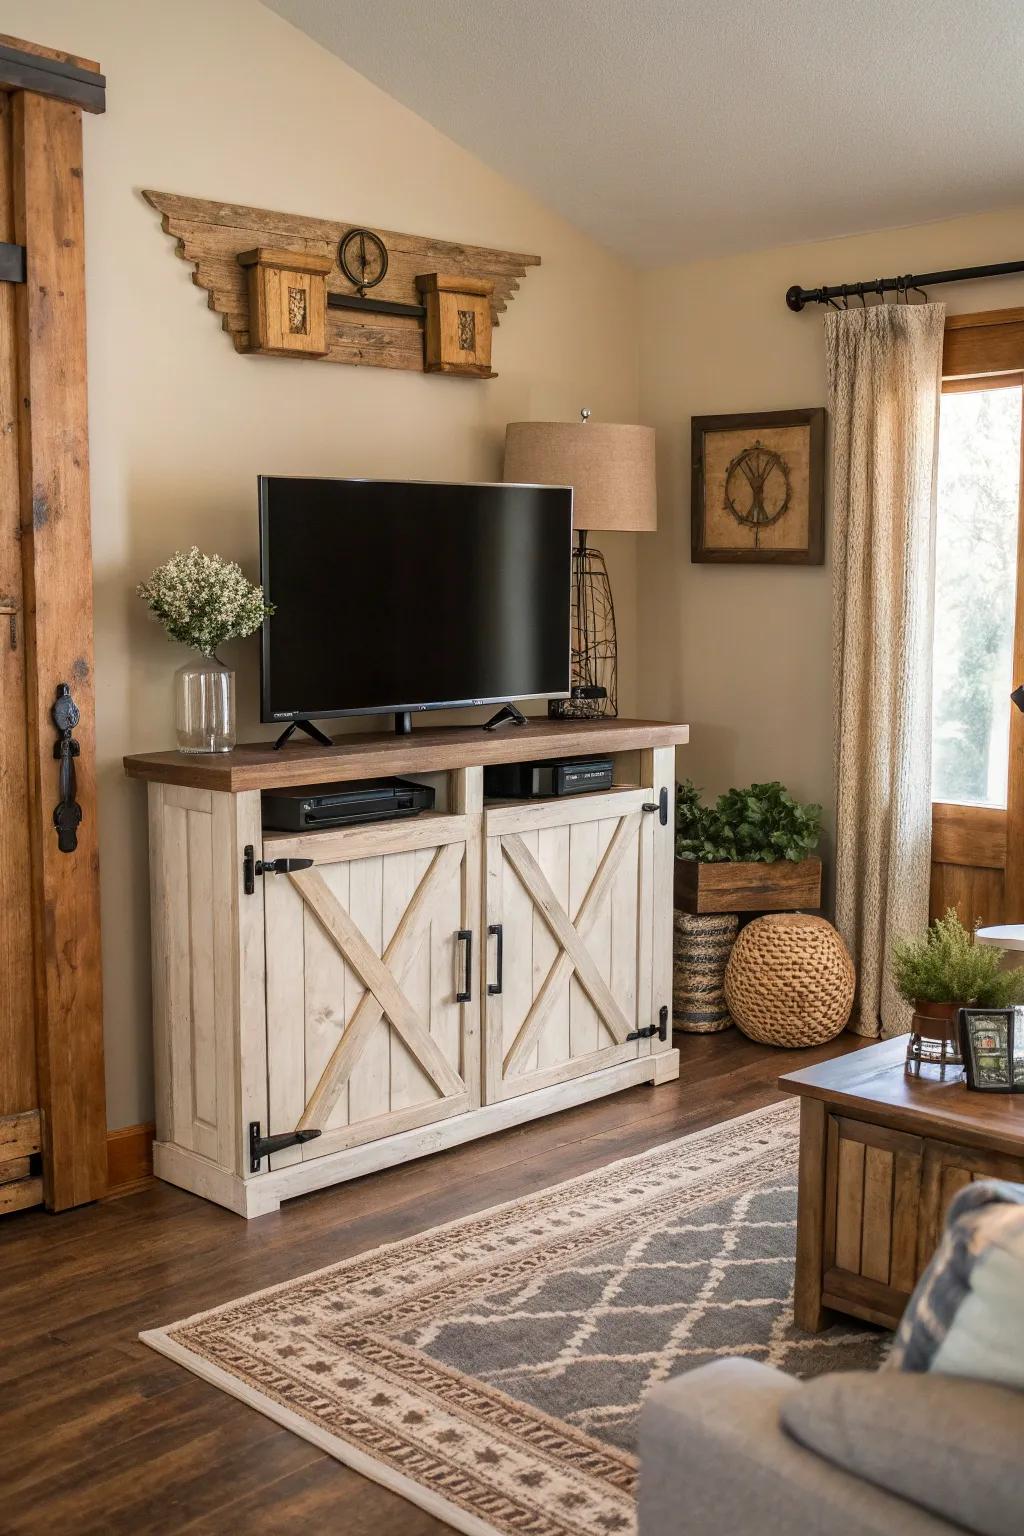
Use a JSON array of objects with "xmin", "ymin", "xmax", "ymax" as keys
[{"xmin": 503, "ymin": 410, "xmax": 657, "ymax": 718}]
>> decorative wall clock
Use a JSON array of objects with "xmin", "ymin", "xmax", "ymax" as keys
[
  {"xmin": 691, "ymin": 407, "xmax": 826, "ymax": 564},
  {"xmin": 338, "ymin": 226, "xmax": 388, "ymax": 294}
]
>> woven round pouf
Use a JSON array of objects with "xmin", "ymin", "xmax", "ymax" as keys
[
  {"xmin": 673, "ymin": 911, "xmax": 738, "ymax": 1032},
  {"xmin": 724, "ymin": 913, "xmax": 854, "ymax": 1047}
]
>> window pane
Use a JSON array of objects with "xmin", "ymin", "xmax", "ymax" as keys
[{"xmin": 932, "ymin": 385, "xmax": 1021, "ymax": 807}]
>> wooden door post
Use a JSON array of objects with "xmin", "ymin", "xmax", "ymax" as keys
[{"xmin": 12, "ymin": 85, "xmax": 105, "ymax": 1209}]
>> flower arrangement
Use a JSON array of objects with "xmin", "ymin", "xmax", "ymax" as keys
[
  {"xmin": 891, "ymin": 908, "xmax": 1024, "ymax": 1008},
  {"xmin": 675, "ymin": 779, "xmax": 822, "ymax": 864},
  {"xmin": 137, "ymin": 547, "xmax": 273, "ymax": 659}
]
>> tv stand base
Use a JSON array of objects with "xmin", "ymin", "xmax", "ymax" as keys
[
  {"xmin": 484, "ymin": 702, "xmax": 527, "ymax": 731},
  {"xmin": 273, "ymin": 719, "xmax": 333, "ymax": 750}
]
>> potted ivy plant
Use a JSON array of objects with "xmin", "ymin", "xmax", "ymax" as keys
[
  {"xmin": 892, "ymin": 908, "xmax": 1024, "ymax": 1067},
  {"xmin": 674, "ymin": 779, "xmax": 823, "ymax": 913}
]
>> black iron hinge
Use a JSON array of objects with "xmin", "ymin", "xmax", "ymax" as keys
[
  {"xmin": 243, "ymin": 844, "xmax": 314, "ymax": 895},
  {"xmin": 642, "ymin": 787, "xmax": 669, "ymax": 826},
  {"xmin": 0, "ymin": 243, "xmax": 26, "ymax": 284},
  {"xmin": 249, "ymin": 1121, "xmax": 322, "ymax": 1172},
  {"xmin": 628, "ymin": 1005, "xmax": 669, "ymax": 1044}
]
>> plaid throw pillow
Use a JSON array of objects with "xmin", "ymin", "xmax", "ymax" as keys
[{"xmin": 887, "ymin": 1179, "xmax": 1024, "ymax": 1387}]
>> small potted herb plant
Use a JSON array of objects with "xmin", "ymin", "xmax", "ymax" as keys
[
  {"xmin": 892, "ymin": 908, "xmax": 1024, "ymax": 1069},
  {"xmin": 674, "ymin": 779, "xmax": 823, "ymax": 913},
  {"xmin": 138, "ymin": 547, "xmax": 274, "ymax": 754}
]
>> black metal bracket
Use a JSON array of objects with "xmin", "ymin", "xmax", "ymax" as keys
[
  {"xmin": 628, "ymin": 1006, "xmax": 669, "ymax": 1044},
  {"xmin": 0, "ymin": 243, "xmax": 26, "ymax": 284},
  {"xmin": 249, "ymin": 1121, "xmax": 322, "ymax": 1172},
  {"xmin": 327, "ymin": 291, "xmax": 426, "ymax": 319},
  {"xmin": 642, "ymin": 787, "xmax": 670, "ymax": 826},
  {"xmin": 0, "ymin": 41, "xmax": 106, "ymax": 114},
  {"xmin": 243, "ymin": 845, "xmax": 314, "ymax": 896},
  {"xmin": 52, "ymin": 683, "xmax": 83, "ymax": 854}
]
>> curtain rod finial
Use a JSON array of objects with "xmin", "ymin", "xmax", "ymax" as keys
[{"xmin": 785, "ymin": 286, "xmax": 806, "ymax": 312}]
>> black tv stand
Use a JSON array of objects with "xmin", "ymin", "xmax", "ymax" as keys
[
  {"xmin": 394, "ymin": 711, "xmax": 413, "ymax": 736},
  {"xmin": 273, "ymin": 718, "xmax": 333, "ymax": 750},
  {"xmin": 483, "ymin": 702, "xmax": 527, "ymax": 732}
]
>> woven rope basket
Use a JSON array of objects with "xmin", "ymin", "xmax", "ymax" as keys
[
  {"xmin": 724, "ymin": 913, "xmax": 854, "ymax": 1048},
  {"xmin": 673, "ymin": 911, "xmax": 737, "ymax": 1033}
]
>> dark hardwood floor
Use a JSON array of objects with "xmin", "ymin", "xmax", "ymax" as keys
[{"xmin": 0, "ymin": 1030, "xmax": 864, "ymax": 1535}]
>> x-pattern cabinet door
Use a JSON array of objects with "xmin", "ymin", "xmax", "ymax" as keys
[
  {"xmin": 483, "ymin": 789, "xmax": 655, "ymax": 1101},
  {"xmin": 263, "ymin": 814, "xmax": 478, "ymax": 1168}
]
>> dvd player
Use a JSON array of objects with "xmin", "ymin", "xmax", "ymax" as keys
[
  {"xmin": 261, "ymin": 777, "xmax": 435, "ymax": 832},
  {"xmin": 484, "ymin": 756, "xmax": 615, "ymax": 799}
]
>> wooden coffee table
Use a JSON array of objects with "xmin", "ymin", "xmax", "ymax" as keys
[{"xmin": 780, "ymin": 1037, "xmax": 1024, "ymax": 1332}]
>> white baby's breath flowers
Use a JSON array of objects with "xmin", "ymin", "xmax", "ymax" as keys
[{"xmin": 137, "ymin": 547, "xmax": 274, "ymax": 659}]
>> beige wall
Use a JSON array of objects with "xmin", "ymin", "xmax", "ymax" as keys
[
  {"xmin": 2, "ymin": 0, "xmax": 641, "ymax": 1129},
  {"xmin": 12, "ymin": 0, "xmax": 1024, "ymax": 1134},
  {"xmin": 637, "ymin": 205, "xmax": 1024, "ymax": 865}
]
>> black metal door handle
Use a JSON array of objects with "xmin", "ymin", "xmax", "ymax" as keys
[
  {"xmin": 488, "ymin": 923, "xmax": 503, "ymax": 995},
  {"xmin": 52, "ymin": 683, "xmax": 82, "ymax": 853},
  {"xmin": 456, "ymin": 929, "xmax": 473, "ymax": 1003}
]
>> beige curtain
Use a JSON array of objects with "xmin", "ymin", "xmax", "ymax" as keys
[{"xmin": 826, "ymin": 302, "xmax": 945, "ymax": 1037}]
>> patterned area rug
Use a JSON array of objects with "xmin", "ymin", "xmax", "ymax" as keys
[{"xmin": 142, "ymin": 1101, "xmax": 886, "ymax": 1536}]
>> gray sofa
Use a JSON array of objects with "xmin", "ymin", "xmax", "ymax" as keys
[{"xmin": 639, "ymin": 1357, "xmax": 1023, "ymax": 1536}]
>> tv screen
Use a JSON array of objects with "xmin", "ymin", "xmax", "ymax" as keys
[{"xmin": 259, "ymin": 476, "xmax": 572, "ymax": 724}]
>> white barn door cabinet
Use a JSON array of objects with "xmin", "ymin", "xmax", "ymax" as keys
[{"xmin": 126, "ymin": 720, "xmax": 687, "ymax": 1217}]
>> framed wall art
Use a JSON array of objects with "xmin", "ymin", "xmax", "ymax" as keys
[{"xmin": 691, "ymin": 407, "xmax": 825, "ymax": 564}]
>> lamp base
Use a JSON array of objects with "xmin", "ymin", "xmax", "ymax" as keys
[{"xmin": 551, "ymin": 534, "xmax": 617, "ymax": 719}]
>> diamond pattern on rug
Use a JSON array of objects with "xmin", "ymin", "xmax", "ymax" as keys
[
  {"xmin": 407, "ymin": 1180, "xmax": 885, "ymax": 1452},
  {"xmin": 143, "ymin": 1100, "xmax": 889, "ymax": 1536}
]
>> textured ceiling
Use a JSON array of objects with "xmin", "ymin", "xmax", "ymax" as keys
[{"xmin": 262, "ymin": 0, "xmax": 1024, "ymax": 267}]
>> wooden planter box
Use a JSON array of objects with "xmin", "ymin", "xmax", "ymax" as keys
[{"xmin": 674, "ymin": 856, "xmax": 822, "ymax": 915}]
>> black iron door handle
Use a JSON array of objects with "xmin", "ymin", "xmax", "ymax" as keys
[
  {"xmin": 488, "ymin": 923, "xmax": 503, "ymax": 995},
  {"xmin": 456, "ymin": 929, "xmax": 473, "ymax": 1003},
  {"xmin": 52, "ymin": 683, "xmax": 83, "ymax": 854}
]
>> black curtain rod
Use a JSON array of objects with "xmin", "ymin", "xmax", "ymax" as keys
[{"xmin": 785, "ymin": 259, "xmax": 1024, "ymax": 312}]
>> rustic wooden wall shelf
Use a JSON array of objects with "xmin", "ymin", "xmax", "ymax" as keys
[{"xmin": 143, "ymin": 190, "xmax": 540, "ymax": 375}]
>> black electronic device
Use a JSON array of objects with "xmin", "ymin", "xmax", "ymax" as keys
[
  {"xmin": 259, "ymin": 476, "xmax": 572, "ymax": 738},
  {"xmin": 483, "ymin": 756, "xmax": 615, "ymax": 800},
  {"xmin": 261, "ymin": 777, "xmax": 435, "ymax": 833}
]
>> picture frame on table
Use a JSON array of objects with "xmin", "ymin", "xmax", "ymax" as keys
[{"xmin": 959, "ymin": 1007, "xmax": 1024, "ymax": 1093}]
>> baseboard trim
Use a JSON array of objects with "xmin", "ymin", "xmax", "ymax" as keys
[{"xmin": 105, "ymin": 1122, "xmax": 155, "ymax": 1195}]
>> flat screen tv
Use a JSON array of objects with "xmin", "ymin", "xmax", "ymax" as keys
[{"xmin": 259, "ymin": 476, "xmax": 572, "ymax": 735}]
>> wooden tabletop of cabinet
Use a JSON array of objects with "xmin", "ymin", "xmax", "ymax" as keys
[{"xmin": 123, "ymin": 717, "xmax": 690, "ymax": 793}]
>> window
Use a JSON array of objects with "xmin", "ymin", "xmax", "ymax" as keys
[{"xmin": 932, "ymin": 381, "xmax": 1022, "ymax": 807}]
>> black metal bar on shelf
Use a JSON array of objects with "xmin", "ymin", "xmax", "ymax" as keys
[
  {"xmin": 785, "ymin": 259, "xmax": 1024, "ymax": 313},
  {"xmin": 327, "ymin": 291, "xmax": 426, "ymax": 319}
]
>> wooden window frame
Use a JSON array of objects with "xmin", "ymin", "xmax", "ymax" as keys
[{"xmin": 932, "ymin": 310, "xmax": 1024, "ymax": 924}]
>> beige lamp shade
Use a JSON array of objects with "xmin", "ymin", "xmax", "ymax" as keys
[{"xmin": 503, "ymin": 420, "xmax": 657, "ymax": 533}]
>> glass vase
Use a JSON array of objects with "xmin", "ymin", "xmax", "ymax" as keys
[{"xmin": 174, "ymin": 655, "xmax": 235, "ymax": 754}]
